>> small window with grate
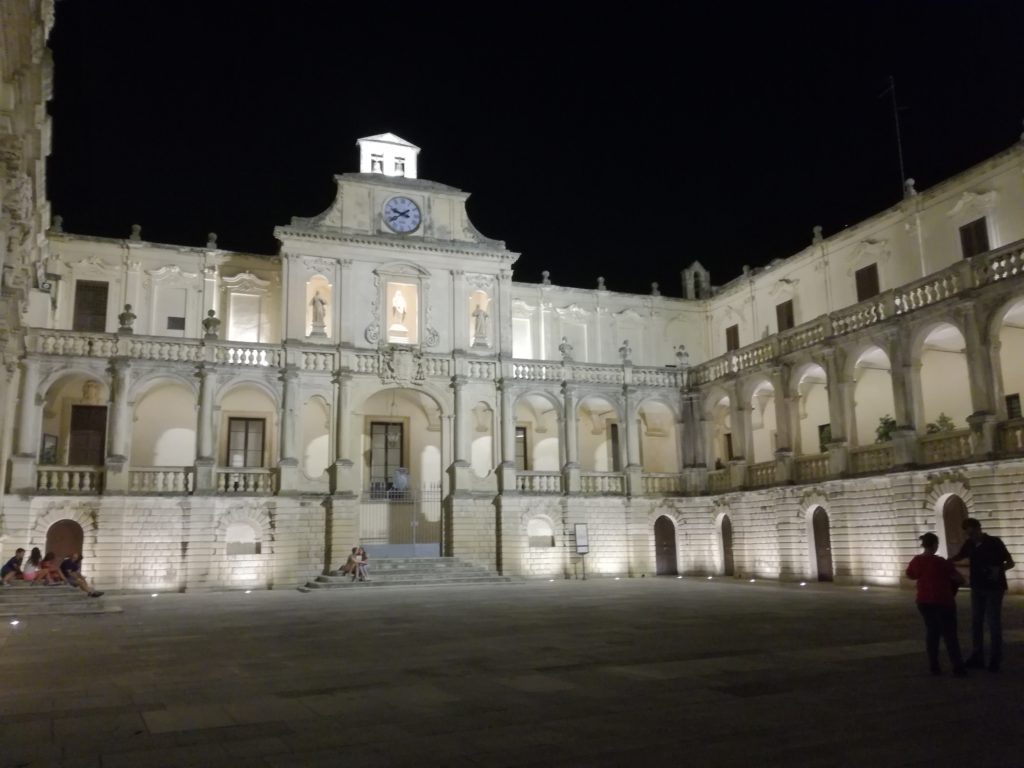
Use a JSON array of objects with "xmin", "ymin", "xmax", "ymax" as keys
[
  {"xmin": 1006, "ymin": 393, "xmax": 1022, "ymax": 420},
  {"xmin": 959, "ymin": 218, "xmax": 990, "ymax": 259},
  {"xmin": 167, "ymin": 316, "xmax": 186, "ymax": 331},
  {"xmin": 725, "ymin": 324, "xmax": 740, "ymax": 352}
]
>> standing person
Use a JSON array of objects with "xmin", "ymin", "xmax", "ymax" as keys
[
  {"xmin": 1, "ymin": 548, "xmax": 25, "ymax": 585},
  {"xmin": 906, "ymin": 533, "xmax": 967, "ymax": 676},
  {"xmin": 355, "ymin": 547, "xmax": 370, "ymax": 582},
  {"xmin": 951, "ymin": 517, "xmax": 1015, "ymax": 672},
  {"xmin": 59, "ymin": 553, "xmax": 103, "ymax": 597}
]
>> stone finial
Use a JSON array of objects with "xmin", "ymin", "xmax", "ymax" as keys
[
  {"xmin": 619, "ymin": 339, "xmax": 632, "ymax": 364},
  {"xmin": 675, "ymin": 344, "xmax": 689, "ymax": 367},
  {"xmin": 651, "ymin": 282, "xmax": 660, "ymax": 297},
  {"xmin": 207, "ymin": 232, "xmax": 218, "ymax": 249},
  {"xmin": 202, "ymin": 309, "xmax": 221, "ymax": 340},
  {"xmin": 903, "ymin": 178, "xmax": 917, "ymax": 198},
  {"xmin": 558, "ymin": 336, "xmax": 574, "ymax": 362},
  {"xmin": 129, "ymin": 224, "xmax": 142, "ymax": 241},
  {"xmin": 51, "ymin": 214, "xmax": 63, "ymax": 233},
  {"xmin": 812, "ymin": 225, "xmax": 823, "ymax": 244},
  {"xmin": 117, "ymin": 304, "xmax": 136, "ymax": 334},
  {"xmin": 541, "ymin": 270, "xmax": 551, "ymax": 286},
  {"xmin": 597, "ymin": 276, "xmax": 606, "ymax": 290}
]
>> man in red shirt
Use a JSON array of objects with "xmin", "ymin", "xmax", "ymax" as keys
[{"xmin": 906, "ymin": 532, "xmax": 967, "ymax": 676}]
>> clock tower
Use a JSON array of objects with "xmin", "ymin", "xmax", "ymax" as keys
[{"xmin": 356, "ymin": 132, "xmax": 420, "ymax": 179}]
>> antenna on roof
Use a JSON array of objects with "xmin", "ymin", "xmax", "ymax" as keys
[{"xmin": 880, "ymin": 75, "xmax": 908, "ymax": 199}]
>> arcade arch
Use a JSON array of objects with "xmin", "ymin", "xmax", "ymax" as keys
[
  {"xmin": 851, "ymin": 346, "xmax": 894, "ymax": 446},
  {"xmin": 795, "ymin": 363, "xmax": 829, "ymax": 455},
  {"xmin": 513, "ymin": 392, "xmax": 561, "ymax": 471},
  {"xmin": 918, "ymin": 323, "xmax": 971, "ymax": 430},
  {"xmin": 577, "ymin": 395, "xmax": 622, "ymax": 472}
]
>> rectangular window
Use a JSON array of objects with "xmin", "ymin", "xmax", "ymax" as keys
[
  {"xmin": 1006, "ymin": 394, "xmax": 1022, "ymax": 420},
  {"xmin": 515, "ymin": 426, "xmax": 528, "ymax": 471},
  {"xmin": 959, "ymin": 217, "xmax": 990, "ymax": 259},
  {"xmin": 855, "ymin": 264, "xmax": 880, "ymax": 302},
  {"xmin": 72, "ymin": 280, "xmax": 109, "ymax": 332},
  {"xmin": 227, "ymin": 418, "xmax": 265, "ymax": 468},
  {"xmin": 724, "ymin": 433, "xmax": 734, "ymax": 461},
  {"xmin": 725, "ymin": 324, "xmax": 740, "ymax": 352},
  {"xmin": 608, "ymin": 423, "xmax": 621, "ymax": 472},
  {"xmin": 166, "ymin": 316, "xmax": 186, "ymax": 331},
  {"xmin": 369, "ymin": 421, "xmax": 404, "ymax": 492},
  {"xmin": 776, "ymin": 299, "xmax": 795, "ymax": 332}
]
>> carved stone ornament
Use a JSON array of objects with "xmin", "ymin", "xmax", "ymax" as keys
[
  {"xmin": 466, "ymin": 273, "xmax": 494, "ymax": 291},
  {"xmin": 365, "ymin": 274, "xmax": 382, "ymax": 344},
  {"xmin": 423, "ymin": 303, "xmax": 440, "ymax": 348},
  {"xmin": 379, "ymin": 346, "xmax": 425, "ymax": 387}
]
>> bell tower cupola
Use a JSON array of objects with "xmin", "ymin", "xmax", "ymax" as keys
[{"xmin": 356, "ymin": 132, "xmax": 420, "ymax": 179}]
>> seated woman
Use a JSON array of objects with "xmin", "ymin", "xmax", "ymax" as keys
[
  {"xmin": 339, "ymin": 547, "xmax": 359, "ymax": 578},
  {"xmin": 355, "ymin": 546, "xmax": 370, "ymax": 582},
  {"xmin": 36, "ymin": 551, "xmax": 66, "ymax": 586},
  {"xmin": 22, "ymin": 547, "xmax": 42, "ymax": 583}
]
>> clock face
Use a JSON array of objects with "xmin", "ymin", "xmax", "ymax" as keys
[{"xmin": 382, "ymin": 196, "xmax": 422, "ymax": 234}]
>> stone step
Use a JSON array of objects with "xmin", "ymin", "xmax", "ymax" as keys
[
  {"xmin": 301, "ymin": 556, "xmax": 516, "ymax": 591},
  {"xmin": 0, "ymin": 586, "xmax": 119, "ymax": 616}
]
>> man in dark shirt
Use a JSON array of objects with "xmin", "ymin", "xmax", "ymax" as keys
[
  {"xmin": 59, "ymin": 553, "xmax": 103, "ymax": 598},
  {"xmin": 1, "ymin": 548, "xmax": 25, "ymax": 585},
  {"xmin": 951, "ymin": 517, "xmax": 1015, "ymax": 672}
]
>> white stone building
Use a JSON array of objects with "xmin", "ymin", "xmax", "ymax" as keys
[{"xmin": 1, "ymin": 1, "xmax": 1023, "ymax": 591}]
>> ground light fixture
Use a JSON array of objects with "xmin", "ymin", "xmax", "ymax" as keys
[
  {"xmin": 677, "ymin": 575, "xmax": 682, "ymax": 579},
  {"xmin": 749, "ymin": 579, "xmax": 756, "ymax": 583},
  {"xmin": 151, "ymin": 593, "xmax": 158, "ymax": 598},
  {"xmin": 861, "ymin": 586, "xmax": 869, "ymax": 591},
  {"xmin": 10, "ymin": 619, "xmax": 19, "ymax": 626},
  {"xmin": 799, "ymin": 582, "xmax": 807, "ymax": 587},
  {"xmin": 245, "ymin": 590, "xmax": 252, "ymax": 594}
]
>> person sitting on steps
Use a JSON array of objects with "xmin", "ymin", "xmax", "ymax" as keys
[
  {"xmin": 355, "ymin": 546, "xmax": 370, "ymax": 582},
  {"xmin": 36, "ymin": 552, "xmax": 66, "ymax": 585},
  {"xmin": 340, "ymin": 548, "xmax": 359, "ymax": 579},
  {"xmin": 59, "ymin": 553, "xmax": 103, "ymax": 597},
  {"xmin": 1, "ymin": 548, "xmax": 25, "ymax": 586}
]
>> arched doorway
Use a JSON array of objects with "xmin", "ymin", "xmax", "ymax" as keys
[
  {"xmin": 654, "ymin": 516, "xmax": 677, "ymax": 575},
  {"xmin": 720, "ymin": 515, "xmax": 735, "ymax": 576},
  {"xmin": 46, "ymin": 519, "xmax": 84, "ymax": 562},
  {"xmin": 811, "ymin": 507, "xmax": 833, "ymax": 581},
  {"xmin": 941, "ymin": 495, "xmax": 968, "ymax": 557}
]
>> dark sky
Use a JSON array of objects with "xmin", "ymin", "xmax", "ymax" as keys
[{"xmin": 47, "ymin": 1, "xmax": 1024, "ymax": 296}]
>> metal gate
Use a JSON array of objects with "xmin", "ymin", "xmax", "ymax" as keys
[{"xmin": 358, "ymin": 484, "xmax": 442, "ymax": 557}]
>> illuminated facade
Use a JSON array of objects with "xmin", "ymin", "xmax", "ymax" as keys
[{"xmin": 1, "ymin": 1, "xmax": 1023, "ymax": 590}]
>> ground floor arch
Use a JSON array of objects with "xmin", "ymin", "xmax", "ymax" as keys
[
  {"xmin": 811, "ymin": 507, "xmax": 833, "ymax": 582},
  {"xmin": 45, "ymin": 518, "xmax": 84, "ymax": 562},
  {"xmin": 654, "ymin": 515, "xmax": 677, "ymax": 575},
  {"xmin": 940, "ymin": 493, "xmax": 969, "ymax": 559}
]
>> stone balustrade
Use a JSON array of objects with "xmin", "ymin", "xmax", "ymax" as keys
[
  {"xmin": 129, "ymin": 468, "xmax": 194, "ymax": 493},
  {"xmin": 36, "ymin": 466, "xmax": 103, "ymax": 493},
  {"xmin": 745, "ymin": 461, "xmax": 777, "ymax": 489},
  {"xmin": 919, "ymin": 429, "xmax": 973, "ymax": 465},
  {"xmin": 216, "ymin": 469, "xmax": 277, "ymax": 494},
  {"xmin": 793, "ymin": 454, "xmax": 830, "ymax": 483},
  {"xmin": 580, "ymin": 472, "xmax": 625, "ymax": 495},
  {"xmin": 641, "ymin": 473, "xmax": 683, "ymax": 495},
  {"xmin": 999, "ymin": 420, "xmax": 1024, "ymax": 452},
  {"xmin": 515, "ymin": 471, "xmax": 562, "ymax": 493},
  {"xmin": 707, "ymin": 469, "xmax": 731, "ymax": 493},
  {"xmin": 850, "ymin": 443, "xmax": 895, "ymax": 475}
]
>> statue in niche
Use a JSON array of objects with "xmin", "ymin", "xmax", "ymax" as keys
[
  {"xmin": 202, "ymin": 309, "xmax": 221, "ymax": 340},
  {"xmin": 117, "ymin": 304, "xmax": 136, "ymax": 334},
  {"xmin": 310, "ymin": 291, "xmax": 327, "ymax": 336},
  {"xmin": 82, "ymin": 380, "xmax": 102, "ymax": 405},
  {"xmin": 472, "ymin": 303, "xmax": 489, "ymax": 346},
  {"xmin": 619, "ymin": 339, "xmax": 632, "ymax": 364},
  {"xmin": 392, "ymin": 289, "xmax": 407, "ymax": 323},
  {"xmin": 558, "ymin": 336, "xmax": 574, "ymax": 362}
]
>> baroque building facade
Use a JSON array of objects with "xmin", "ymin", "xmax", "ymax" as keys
[{"xmin": 1, "ymin": 2, "xmax": 1023, "ymax": 591}]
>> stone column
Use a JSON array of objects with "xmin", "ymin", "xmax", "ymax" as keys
[
  {"xmin": 561, "ymin": 382, "xmax": 580, "ymax": 493},
  {"xmin": 194, "ymin": 364, "xmax": 217, "ymax": 492},
  {"xmin": 329, "ymin": 372, "xmax": 356, "ymax": 494},
  {"xmin": 449, "ymin": 376, "xmax": 472, "ymax": 492},
  {"xmin": 10, "ymin": 358, "xmax": 42, "ymax": 492},
  {"xmin": 821, "ymin": 349, "xmax": 850, "ymax": 474},
  {"xmin": 497, "ymin": 379, "xmax": 517, "ymax": 492},
  {"xmin": 278, "ymin": 365, "xmax": 300, "ymax": 491},
  {"xmin": 770, "ymin": 366, "xmax": 793, "ymax": 483},
  {"xmin": 623, "ymin": 386, "xmax": 643, "ymax": 497},
  {"xmin": 728, "ymin": 385, "xmax": 750, "ymax": 461},
  {"xmin": 451, "ymin": 270, "xmax": 467, "ymax": 351},
  {"xmin": 888, "ymin": 331, "xmax": 921, "ymax": 466},
  {"xmin": 960, "ymin": 304, "xmax": 1000, "ymax": 456},
  {"xmin": 104, "ymin": 359, "xmax": 132, "ymax": 492}
]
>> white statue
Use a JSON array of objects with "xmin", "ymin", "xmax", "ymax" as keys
[
  {"xmin": 472, "ymin": 304, "xmax": 489, "ymax": 344},
  {"xmin": 310, "ymin": 291, "xmax": 326, "ymax": 325},
  {"xmin": 392, "ymin": 289, "xmax": 407, "ymax": 323},
  {"xmin": 558, "ymin": 336, "xmax": 574, "ymax": 362}
]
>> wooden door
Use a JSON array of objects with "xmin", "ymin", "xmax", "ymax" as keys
[
  {"xmin": 812, "ymin": 507, "xmax": 833, "ymax": 581},
  {"xmin": 721, "ymin": 515, "xmax": 735, "ymax": 576},
  {"xmin": 654, "ymin": 516, "xmax": 677, "ymax": 575},
  {"xmin": 45, "ymin": 519, "xmax": 84, "ymax": 562},
  {"xmin": 68, "ymin": 405, "xmax": 107, "ymax": 465}
]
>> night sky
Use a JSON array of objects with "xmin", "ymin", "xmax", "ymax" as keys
[{"xmin": 47, "ymin": 1, "xmax": 1024, "ymax": 296}]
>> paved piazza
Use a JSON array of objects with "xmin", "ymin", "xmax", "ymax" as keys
[{"xmin": 1, "ymin": 579, "xmax": 1022, "ymax": 767}]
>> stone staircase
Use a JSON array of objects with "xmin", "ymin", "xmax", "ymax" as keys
[
  {"xmin": 0, "ymin": 584, "xmax": 119, "ymax": 617},
  {"xmin": 299, "ymin": 557, "xmax": 517, "ymax": 592}
]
